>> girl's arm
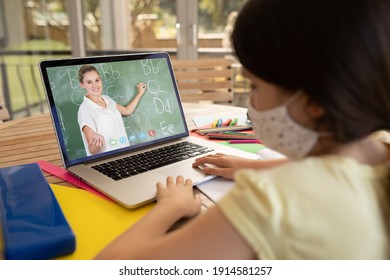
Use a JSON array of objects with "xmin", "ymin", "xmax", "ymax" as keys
[
  {"xmin": 95, "ymin": 176, "xmax": 255, "ymax": 259},
  {"xmin": 192, "ymin": 153, "xmax": 288, "ymax": 180},
  {"xmin": 117, "ymin": 82, "xmax": 147, "ymax": 116}
]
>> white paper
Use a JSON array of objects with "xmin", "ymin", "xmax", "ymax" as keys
[
  {"xmin": 196, "ymin": 177, "xmax": 235, "ymax": 202},
  {"xmin": 256, "ymin": 147, "xmax": 287, "ymax": 160},
  {"xmin": 196, "ymin": 148, "xmax": 286, "ymax": 202}
]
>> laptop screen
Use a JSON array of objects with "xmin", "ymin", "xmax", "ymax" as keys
[{"xmin": 40, "ymin": 52, "xmax": 189, "ymax": 167}]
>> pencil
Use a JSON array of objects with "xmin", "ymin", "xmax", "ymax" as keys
[
  {"xmin": 193, "ymin": 124, "xmax": 252, "ymax": 134},
  {"xmin": 229, "ymin": 140, "xmax": 261, "ymax": 144},
  {"xmin": 206, "ymin": 132, "xmax": 257, "ymax": 140}
]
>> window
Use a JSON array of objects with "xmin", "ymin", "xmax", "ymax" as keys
[
  {"xmin": 82, "ymin": 0, "xmax": 178, "ymax": 52},
  {"xmin": 198, "ymin": 0, "xmax": 247, "ymax": 50},
  {"xmin": 0, "ymin": 0, "xmax": 249, "ymax": 119}
]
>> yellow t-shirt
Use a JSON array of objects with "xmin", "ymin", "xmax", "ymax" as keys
[{"xmin": 218, "ymin": 156, "xmax": 390, "ymax": 259}]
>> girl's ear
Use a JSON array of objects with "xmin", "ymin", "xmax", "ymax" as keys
[
  {"xmin": 79, "ymin": 82, "xmax": 85, "ymax": 89},
  {"xmin": 306, "ymin": 99, "xmax": 325, "ymax": 119}
]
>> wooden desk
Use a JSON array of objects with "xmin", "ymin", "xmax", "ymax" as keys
[{"xmin": 0, "ymin": 102, "xmax": 247, "ymax": 187}]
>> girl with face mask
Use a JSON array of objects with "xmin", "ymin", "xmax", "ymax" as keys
[{"xmin": 96, "ymin": 0, "xmax": 390, "ymax": 259}]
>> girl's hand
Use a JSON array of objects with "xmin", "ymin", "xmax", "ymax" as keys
[
  {"xmin": 136, "ymin": 82, "xmax": 147, "ymax": 95},
  {"xmin": 192, "ymin": 153, "xmax": 258, "ymax": 180},
  {"xmin": 156, "ymin": 176, "xmax": 201, "ymax": 218}
]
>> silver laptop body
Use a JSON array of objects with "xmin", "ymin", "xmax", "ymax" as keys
[{"xmin": 39, "ymin": 52, "xmax": 258, "ymax": 208}]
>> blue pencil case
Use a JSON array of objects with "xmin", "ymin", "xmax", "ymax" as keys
[{"xmin": 0, "ymin": 163, "xmax": 76, "ymax": 259}]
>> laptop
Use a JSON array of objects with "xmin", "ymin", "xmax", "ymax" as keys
[{"xmin": 39, "ymin": 52, "xmax": 258, "ymax": 208}]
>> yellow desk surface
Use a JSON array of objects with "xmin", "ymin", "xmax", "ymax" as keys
[{"xmin": 50, "ymin": 184, "xmax": 154, "ymax": 260}]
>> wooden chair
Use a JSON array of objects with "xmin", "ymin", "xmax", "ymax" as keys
[
  {"xmin": 171, "ymin": 58, "xmax": 234, "ymax": 104},
  {"xmin": 0, "ymin": 93, "xmax": 10, "ymax": 121}
]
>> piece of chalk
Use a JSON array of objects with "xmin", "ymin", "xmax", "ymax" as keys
[
  {"xmin": 212, "ymin": 119, "xmax": 219, "ymax": 128},
  {"xmin": 230, "ymin": 118, "xmax": 238, "ymax": 126},
  {"xmin": 222, "ymin": 118, "xmax": 232, "ymax": 126}
]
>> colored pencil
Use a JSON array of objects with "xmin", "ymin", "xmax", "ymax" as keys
[
  {"xmin": 229, "ymin": 140, "xmax": 261, "ymax": 144},
  {"xmin": 192, "ymin": 124, "xmax": 252, "ymax": 134}
]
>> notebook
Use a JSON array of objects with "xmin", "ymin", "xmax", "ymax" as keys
[{"xmin": 39, "ymin": 52, "xmax": 258, "ymax": 208}]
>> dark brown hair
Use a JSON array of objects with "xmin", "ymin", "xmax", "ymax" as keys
[
  {"xmin": 233, "ymin": 0, "xmax": 390, "ymax": 142},
  {"xmin": 78, "ymin": 64, "xmax": 100, "ymax": 83}
]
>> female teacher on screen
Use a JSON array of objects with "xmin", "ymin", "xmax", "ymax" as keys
[{"xmin": 77, "ymin": 64, "xmax": 147, "ymax": 156}]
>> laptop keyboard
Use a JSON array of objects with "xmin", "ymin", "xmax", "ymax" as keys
[{"xmin": 91, "ymin": 141, "xmax": 214, "ymax": 181}]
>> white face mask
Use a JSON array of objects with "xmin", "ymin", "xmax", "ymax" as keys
[{"xmin": 247, "ymin": 92, "xmax": 321, "ymax": 160}]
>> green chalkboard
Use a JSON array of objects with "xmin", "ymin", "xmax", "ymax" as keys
[{"xmin": 46, "ymin": 57, "xmax": 186, "ymax": 161}]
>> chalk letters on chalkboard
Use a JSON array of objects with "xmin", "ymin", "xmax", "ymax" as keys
[{"xmin": 142, "ymin": 59, "xmax": 160, "ymax": 75}]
